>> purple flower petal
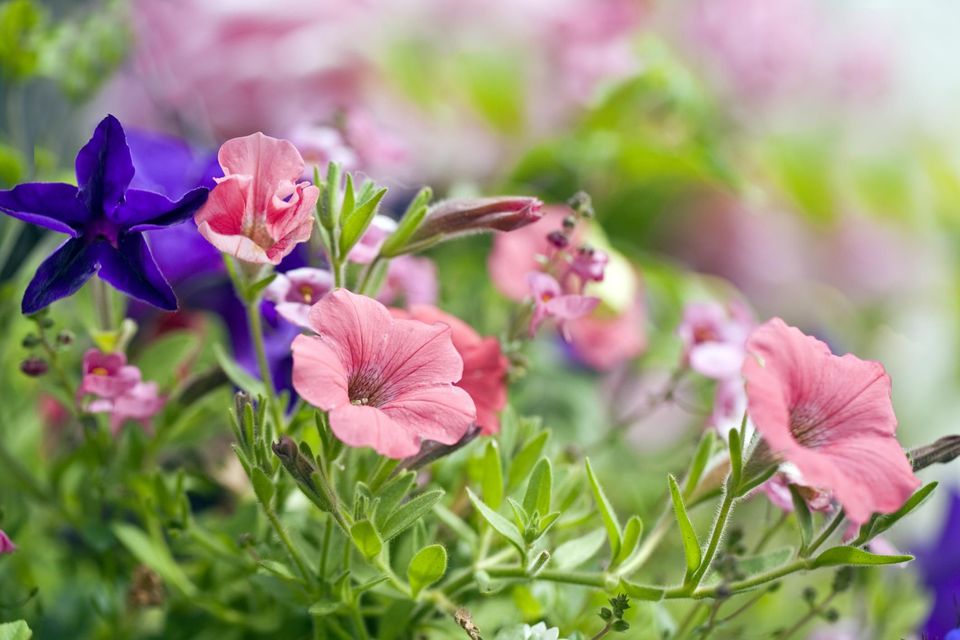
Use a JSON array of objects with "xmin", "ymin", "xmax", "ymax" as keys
[
  {"xmin": 97, "ymin": 234, "xmax": 177, "ymax": 311},
  {"xmin": 75, "ymin": 115, "xmax": 135, "ymax": 217},
  {"xmin": 0, "ymin": 182, "xmax": 89, "ymax": 235},
  {"xmin": 118, "ymin": 187, "xmax": 209, "ymax": 232},
  {"xmin": 126, "ymin": 129, "xmax": 221, "ymax": 198},
  {"xmin": 22, "ymin": 237, "xmax": 100, "ymax": 314}
]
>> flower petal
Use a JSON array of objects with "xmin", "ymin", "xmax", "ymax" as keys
[
  {"xmin": 690, "ymin": 342, "xmax": 745, "ymax": 380},
  {"xmin": 307, "ymin": 289, "xmax": 393, "ymax": 369},
  {"xmin": 0, "ymin": 183, "xmax": 88, "ymax": 235},
  {"xmin": 380, "ymin": 384, "xmax": 476, "ymax": 445},
  {"xmin": 97, "ymin": 234, "xmax": 178, "ymax": 310},
  {"xmin": 117, "ymin": 187, "xmax": 210, "ymax": 231},
  {"xmin": 291, "ymin": 334, "xmax": 350, "ymax": 410},
  {"xmin": 328, "ymin": 403, "xmax": 421, "ymax": 459},
  {"xmin": 22, "ymin": 237, "xmax": 100, "ymax": 314},
  {"xmin": 217, "ymin": 132, "xmax": 305, "ymax": 212},
  {"xmin": 75, "ymin": 115, "xmax": 135, "ymax": 216}
]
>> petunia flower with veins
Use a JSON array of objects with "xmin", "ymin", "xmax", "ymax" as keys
[
  {"xmin": 0, "ymin": 115, "xmax": 209, "ymax": 314},
  {"xmin": 264, "ymin": 267, "xmax": 333, "ymax": 328}
]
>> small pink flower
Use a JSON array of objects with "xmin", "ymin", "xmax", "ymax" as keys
[
  {"xmin": 0, "ymin": 529, "xmax": 15, "ymax": 554},
  {"xmin": 264, "ymin": 267, "xmax": 333, "ymax": 328},
  {"xmin": 349, "ymin": 215, "xmax": 397, "ymax": 264},
  {"xmin": 528, "ymin": 271, "xmax": 599, "ymax": 338},
  {"xmin": 195, "ymin": 132, "xmax": 320, "ymax": 264},
  {"xmin": 743, "ymin": 318, "xmax": 920, "ymax": 525},
  {"xmin": 288, "ymin": 124, "xmax": 359, "ymax": 174},
  {"xmin": 488, "ymin": 207, "xmax": 575, "ymax": 301},
  {"xmin": 568, "ymin": 247, "xmax": 608, "ymax": 285},
  {"xmin": 292, "ymin": 289, "xmax": 476, "ymax": 458},
  {"xmin": 678, "ymin": 302, "xmax": 753, "ymax": 380},
  {"xmin": 89, "ymin": 381, "xmax": 165, "ymax": 435},
  {"xmin": 78, "ymin": 349, "xmax": 141, "ymax": 401},
  {"xmin": 378, "ymin": 256, "xmax": 438, "ymax": 306},
  {"xmin": 391, "ymin": 305, "xmax": 508, "ymax": 435}
]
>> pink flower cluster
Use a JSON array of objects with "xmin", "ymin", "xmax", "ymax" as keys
[{"xmin": 77, "ymin": 349, "xmax": 164, "ymax": 435}]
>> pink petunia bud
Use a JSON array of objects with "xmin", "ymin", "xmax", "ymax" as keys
[{"xmin": 403, "ymin": 196, "xmax": 544, "ymax": 251}]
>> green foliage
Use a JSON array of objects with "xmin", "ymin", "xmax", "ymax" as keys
[
  {"xmin": 407, "ymin": 544, "xmax": 447, "ymax": 596},
  {"xmin": 0, "ymin": 621, "xmax": 31, "ymax": 640},
  {"xmin": 668, "ymin": 474, "xmax": 701, "ymax": 577}
]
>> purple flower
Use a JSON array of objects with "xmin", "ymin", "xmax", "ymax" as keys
[
  {"xmin": 916, "ymin": 489, "xmax": 960, "ymax": 639},
  {"xmin": 0, "ymin": 115, "xmax": 209, "ymax": 314}
]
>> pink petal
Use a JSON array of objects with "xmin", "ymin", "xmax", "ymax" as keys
[
  {"xmin": 567, "ymin": 296, "xmax": 647, "ymax": 371},
  {"xmin": 380, "ymin": 318, "xmax": 464, "ymax": 394},
  {"xmin": 291, "ymin": 334, "xmax": 350, "ymax": 410},
  {"xmin": 81, "ymin": 365, "xmax": 142, "ymax": 399},
  {"xmin": 527, "ymin": 271, "xmax": 561, "ymax": 300},
  {"xmin": 218, "ymin": 132, "xmax": 306, "ymax": 213},
  {"xmin": 328, "ymin": 403, "xmax": 421, "ymax": 459},
  {"xmin": 275, "ymin": 302, "xmax": 313, "ymax": 328},
  {"xmin": 381, "ymin": 384, "xmax": 476, "ymax": 446},
  {"xmin": 197, "ymin": 220, "xmax": 273, "ymax": 263},
  {"xmin": 194, "ymin": 174, "xmax": 249, "ymax": 236},
  {"xmin": 689, "ymin": 342, "xmax": 744, "ymax": 379},
  {"xmin": 544, "ymin": 294, "xmax": 600, "ymax": 321},
  {"xmin": 307, "ymin": 289, "xmax": 393, "ymax": 368}
]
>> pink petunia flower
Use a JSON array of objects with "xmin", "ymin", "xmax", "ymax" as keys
[
  {"xmin": 89, "ymin": 381, "xmax": 165, "ymax": 436},
  {"xmin": 378, "ymin": 256, "xmax": 438, "ymax": 306},
  {"xmin": 291, "ymin": 289, "xmax": 476, "ymax": 458},
  {"xmin": 565, "ymin": 295, "xmax": 646, "ymax": 371},
  {"xmin": 349, "ymin": 215, "xmax": 397, "ymax": 264},
  {"xmin": 527, "ymin": 271, "xmax": 599, "ymax": 338},
  {"xmin": 742, "ymin": 318, "xmax": 920, "ymax": 525},
  {"xmin": 264, "ymin": 267, "xmax": 334, "ymax": 328},
  {"xmin": 0, "ymin": 529, "xmax": 15, "ymax": 554},
  {"xmin": 391, "ymin": 305, "xmax": 508, "ymax": 435},
  {"xmin": 678, "ymin": 302, "xmax": 753, "ymax": 381},
  {"xmin": 194, "ymin": 133, "xmax": 320, "ymax": 264},
  {"xmin": 78, "ymin": 349, "xmax": 141, "ymax": 401}
]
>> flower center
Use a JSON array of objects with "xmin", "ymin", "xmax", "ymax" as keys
[
  {"xmin": 298, "ymin": 285, "xmax": 314, "ymax": 304},
  {"xmin": 541, "ymin": 291, "xmax": 555, "ymax": 302},
  {"xmin": 347, "ymin": 366, "xmax": 391, "ymax": 407},
  {"xmin": 91, "ymin": 366, "xmax": 109, "ymax": 376},
  {"xmin": 789, "ymin": 405, "xmax": 830, "ymax": 448}
]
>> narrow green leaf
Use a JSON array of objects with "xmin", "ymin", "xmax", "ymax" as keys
[
  {"xmin": 683, "ymin": 430, "xmax": 715, "ymax": 497},
  {"xmin": 112, "ymin": 523, "xmax": 197, "ymax": 597},
  {"xmin": 481, "ymin": 440, "xmax": 504, "ymax": 510},
  {"xmin": 250, "ymin": 467, "xmax": 275, "ymax": 505},
  {"xmin": 341, "ymin": 172, "xmax": 356, "ymax": 220},
  {"xmin": 0, "ymin": 621, "xmax": 32, "ymax": 640},
  {"xmin": 407, "ymin": 544, "xmax": 447, "ymax": 597},
  {"xmin": 789, "ymin": 485, "xmax": 813, "ymax": 551},
  {"xmin": 727, "ymin": 427, "xmax": 743, "ymax": 489},
  {"xmin": 321, "ymin": 162, "xmax": 342, "ymax": 230},
  {"xmin": 585, "ymin": 457, "xmax": 622, "ymax": 559},
  {"xmin": 618, "ymin": 580, "xmax": 665, "ymax": 601},
  {"xmin": 854, "ymin": 482, "xmax": 938, "ymax": 544},
  {"xmin": 553, "ymin": 529, "xmax": 607, "ymax": 570},
  {"xmin": 339, "ymin": 186, "xmax": 387, "ymax": 255},
  {"xmin": 466, "ymin": 488, "xmax": 525, "ymax": 553},
  {"xmin": 373, "ymin": 471, "xmax": 416, "ymax": 531},
  {"xmin": 350, "ymin": 520, "xmax": 383, "ymax": 560},
  {"xmin": 668, "ymin": 474, "xmax": 701, "ymax": 575},
  {"xmin": 381, "ymin": 490, "xmax": 444, "ymax": 541},
  {"xmin": 613, "ymin": 515, "xmax": 644, "ymax": 567},
  {"xmin": 812, "ymin": 546, "xmax": 913, "ymax": 568},
  {"xmin": 507, "ymin": 431, "xmax": 550, "ymax": 492},
  {"xmin": 523, "ymin": 458, "xmax": 552, "ymax": 517},
  {"xmin": 213, "ymin": 344, "xmax": 266, "ymax": 397},
  {"xmin": 379, "ymin": 186, "xmax": 432, "ymax": 257}
]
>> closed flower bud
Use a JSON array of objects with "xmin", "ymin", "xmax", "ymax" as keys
[
  {"xmin": 56, "ymin": 330, "xmax": 75, "ymax": 346},
  {"xmin": 546, "ymin": 230, "xmax": 569, "ymax": 249},
  {"xmin": 399, "ymin": 196, "xmax": 544, "ymax": 253},
  {"xmin": 21, "ymin": 334, "xmax": 39, "ymax": 348},
  {"xmin": 20, "ymin": 356, "xmax": 48, "ymax": 377}
]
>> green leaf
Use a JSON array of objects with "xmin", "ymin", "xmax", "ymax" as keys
[
  {"xmin": 213, "ymin": 344, "xmax": 266, "ymax": 397},
  {"xmin": 407, "ymin": 544, "xmax": 447, "ymax": 597},
  {"xmin": 247, "ymin": 272, "xmax": 278, "ymax": 300},
  {"xmin": 507, "ymin": 431, "xmax": 550, "ymax": 492},
  {"xmin": 341, "ymin": 172, "xmax": 356, "ymax": 220},
  {"xmin": 0, "ymin": 621, "xmax": 31, "ymax": 640},
  {"xmin": 553, "ymin": 529, "xmax": 607, "ymax": 570},
  {"xmin": 789, "ymin": 485, "xmax": 813, "ymax": 552},
  {"xmin": 112, "ymin": 523, "xmax": 197, "ymax": 597},
  {"xmin": 380, "ymin": 186, "xmax": 432, "ymax": 257},
  {"xmin": 683, "ymin": 430, "xmax": 715, "ymax": 497},
  {"xmin": 339, "ymin": 186, "xmax": 387, "ymax": 256},
  {"xmin": 613, "ymin": 515, "xmax": 644, "ymax": 567},
  {"xmin": 727, "ymin": 427, "xmax": 743, "ymax": 489},
  {"xmin": 667, "ymin": 474, "xmax": 701, "ymax": 576},
  {"xmin": 320, "ymin": 162, "xmax": 342, "ymax": 230},
  {"xmin": 854, "ymin": 482, "xmax": 938, "ymax": 544},
  {"xmin": 466, "ymin": 488, "xmax": 525, "ymax": 553},
  {"xmin": 812, "ymin": 546, "xmax": 913, "ymax": 568},
  {"xmin": 250, "ymin": 466, "xmax": 275, "ymax": 505},
  {"xmin": 373, "ymin": 471, "xmax": 416, "ymax": 531},
  {"xmin": 381, "ymin": 490, "xmax": 444, "ymax": 541},
  {"xmin": 522, "ymin": 458, "xmax": 552, "ymax": 517},
  {"xmin": 481, "ymin": 440, "xmax": 504, "ymax": 510},
  {"xmin": 585, "ymin": 457, "xmax": 622, "ymax": 559},
  {"xmin": 350, "ymin": 520, "xmax": 383, "ymax": 560},
  {"xmin": 308, "ymin": 601, "xmax": 342, "ymax": 616},
  {"xmin": 618, "ymin": 580, "xmax": 665, "ymax": 601}
]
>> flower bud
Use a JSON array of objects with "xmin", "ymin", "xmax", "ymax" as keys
[
  {"xmin": 20, "ymin": 356, "xmax": 48, "ymax": 377},
  {"xmin": 56, "ymin": 330, "xmax": 75, "ymax": 346},
  {"xmin": 909, "ymin": 435, "xmax": 960, "ymax": 472},
  {"xmin": 546, "ymin": 230, "xmax": 569, "ymax": 249},
  {"xmin": 398, "ymin": 196, "xmax": 543, "ymax": 253},
  {"xmin": 21, "ymin": 334, "xmax": 39, "ymax": 348}
]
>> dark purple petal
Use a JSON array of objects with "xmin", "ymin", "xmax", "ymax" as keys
[
  {"xmin": 126, "ymin": 129, "xmax": 221, "ymax": 198},
  {"xmin": 22, "ymin": 237, "xmax": 100, "ymax": 314},
  {"xmin": 75, "ymin": 115, "xmax": 135, "ymax": 217},
  {"xmin": 0, "ymin": 183, "xmax": 89, "ymax": 235},
  {"xmin": 117, "ymin": 187, "xmax": 210, "ymax": 232},
  {"xmin": 97, "ymin": 234, "xmax": 177, "ymax": 311}
]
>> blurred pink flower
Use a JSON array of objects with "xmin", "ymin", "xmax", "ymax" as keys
[
  {"xmin": 488, "ymin": 206, "xmax": 572, "ymax": 301},
  {"xmin": 89, "ymin": 381, "xmax": 165, "ymax": 435},
  {"xmin": 568, "ymin": 247, "xmax": 608, "ymax": 287},
  {"xmin": 566, "ymin": 295, "xmax": 646, "ymax": 371},
  {"xmin": 291, "ymin": 289, "xmax": 475, "ymax": 458},
  {"xmin": 0, "ymin": 530, "xmax": 15, "ymax": 554},
  {"xmin": 78, "ymin": 349, "xmax": 141, "ymax": 401},
  {"xmin": 264, "ymin": 267, "xmax": 334, "ymax": 328},
  {"xmin": 349, "ymin": 215, "xmax": 397, "ymax": 264},
  {"xmin": 289, "ymin": 124, "xmax": 359, "ymax": 174},
  {"xmin": 391, "ymin": 305, "xmax": 508, "ymax": 435},
  {"xmin": 379, "ymin": 256, "xmax": 438, "ymax": 306},
  {"xmin": 678, "ymin": 302, "xmax": 753, "ymax": 380},
  {"xmin": 195, "ymin": 133, "xmax": 319, "ymax": 264},
  {"xmin": 743, "ymin": 318, "xmax": 919, "ymax": 524},
  {"xmin": 527, "ymin": 271, "xmax": 599, "ymax": 338}
]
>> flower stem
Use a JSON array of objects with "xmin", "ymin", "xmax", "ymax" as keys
[
  {"xmin": 686, "ymin": 485, "xmax": 738, "ymax": 590},
  {"xmin": 262, "ymin": 500, "xmax": 311, "ymax": 583},
  {"xmin": 244, "ymin": 298, "xmax": 286, "ymax": 434},
  {"xmin": 91, "ymin": 277, "xmax": 114, "ymax": 331},
  {"xmin": 802, "ymin": 510, "xmax": 845, "ymax": 558}
]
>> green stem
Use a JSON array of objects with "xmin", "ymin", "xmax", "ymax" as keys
[
  {"xmin": 667, "ymin": 558, "xmax": 811, "ymax": 599},
  {"xmin": 752, "ymin": 511, "xmax": 789, "ymax": 554},
  {"xmin": 803, "ymin": 510, "xmax": 845, "ymax": 558},
  {"xmin": 356, "ymin": 255, "xmax": 385, "ymax": 296},
  {"xmin": 244, "ymin": 295, "xmax": 286, "ymax": 434},
  {"xmin": 262, "ymin": 503, "xmax": 312, "ymax": 583},
  {"xmin": 687, "ymin": 485, "xmax": 737, "ymax": 589},
  {"xmin": 91, "ymin": 277, "xmax": 114, "ymax": 331},
  {"xmin": 775, "ymin": 590, "xmax": 839, "ymax": 640}
]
